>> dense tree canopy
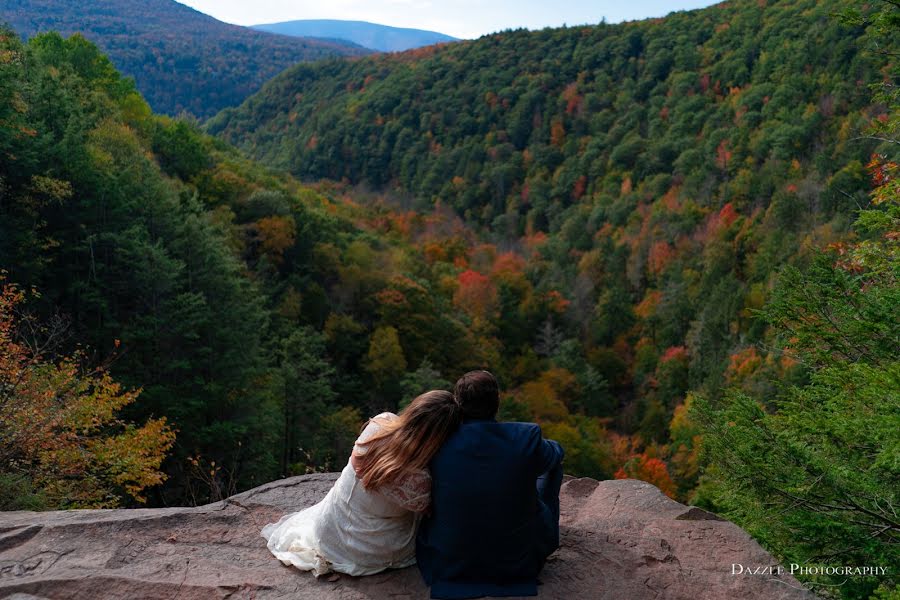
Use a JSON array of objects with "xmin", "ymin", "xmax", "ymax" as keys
[
  {"xmin": 693, "ymin": 177, "xmax": 900, "ymax": 599},
  {"xmin": 0, "ymin": 279, "xmax": 175, "ymax": 509},
  {"xmin": 0, "ymin": 28, "xmax": 605, "ymax": 508}
]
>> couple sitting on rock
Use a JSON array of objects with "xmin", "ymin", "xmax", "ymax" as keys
[{"xmin": 261, "ymin": 370, "xmax": 565, "ymax": 599}]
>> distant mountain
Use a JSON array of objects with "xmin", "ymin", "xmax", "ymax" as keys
[
  {"xmin": 252, "ymin": 19, "xmax": 458, "ymax": 52},
  {"xmin": 1, "ymin": 0, "xmax": 368, "ymax": 118}
]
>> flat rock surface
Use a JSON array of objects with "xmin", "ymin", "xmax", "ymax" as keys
[{"xmin": 0, "ymin": 474, "xmax": 816, "ymax": 599}]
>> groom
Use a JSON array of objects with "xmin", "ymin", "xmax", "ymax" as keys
[{"xmin": 416, "ymin": 370, "xmax": 564, "ymax": 599}]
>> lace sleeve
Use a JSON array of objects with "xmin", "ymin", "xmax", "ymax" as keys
[
  {"xmin": 353, "ymin": 412, "xmax": 397, "ymax": 456},
  {"xmin": 379, "ymin": 469, "xmax": 432, "ymax": 513}
]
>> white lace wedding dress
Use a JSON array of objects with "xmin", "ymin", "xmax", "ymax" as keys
[{"xmin": 261, "ymin": 412, "xmax": 432, "ymax": 577}]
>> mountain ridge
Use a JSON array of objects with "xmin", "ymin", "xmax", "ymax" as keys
[
  {"xmin": 0, "ymin": 0, "xmax": 368, "ymax": 117},
  {"xmin": 252, "ymin": 19, "xmax": 458, "ymax": 52}
]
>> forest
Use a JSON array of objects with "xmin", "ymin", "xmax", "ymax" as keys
[
  {"xmin": 0, "ymin": 0, "xmax": 897, "ymax": 597},
  {"xmin": 0, "ymin": 0, "xmax": 366, "ymax": 118}
]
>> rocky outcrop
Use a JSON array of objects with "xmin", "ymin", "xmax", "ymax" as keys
[{"xmin": 0, "ymin": 474, "xmax": 816, "ymax": 599}]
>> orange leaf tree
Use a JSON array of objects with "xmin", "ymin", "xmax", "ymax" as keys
[{"xmin": 0, "ymin": 281, "xmax": 175, "ymax": 509}]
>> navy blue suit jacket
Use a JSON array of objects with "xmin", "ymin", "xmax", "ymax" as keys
[{"xmin": 416, "ymin": 419, "xmax": 565, "ymax": 599}]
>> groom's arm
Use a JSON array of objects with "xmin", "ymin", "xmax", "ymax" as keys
[{"xmin": 535, "ymin": 428, "xmax": 564, "ymax": 475}]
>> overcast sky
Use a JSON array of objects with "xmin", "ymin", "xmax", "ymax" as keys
[{"xmin": 178, "ymin": 0, "xmax": 720, "ymax": 39}]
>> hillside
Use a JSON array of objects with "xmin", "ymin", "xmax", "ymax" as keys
[
  {"xmin": 210, "ymin": 0, "xmax": 877, "ymax": 209},
  {"xmin": 1, "ymin": 27, "xmax": 602, "ymax": 510},
  {"xmin": 0, "ymin": 0, "xmax": 367, "ymax": 117},
  {"xmin": 208, "ymin": 0, "xmax": 881, "ymax": 411},
  {"xmin": 253, "ymin": 19, "xmax": 458, "ymax": 53}
]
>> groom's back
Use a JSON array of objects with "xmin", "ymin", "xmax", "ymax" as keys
[{"xmin": 416, "ymin": 419, "xmax": 556, "ymax": 599}]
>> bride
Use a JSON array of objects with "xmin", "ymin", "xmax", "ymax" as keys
[{"xmin": 261, "ymin": 390, "xmax": 460, "ymax": 577}]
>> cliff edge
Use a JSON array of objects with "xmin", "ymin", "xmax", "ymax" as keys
[{"xmin": 0, "ymin": 474, "xmax": 816, "ymax": 599}]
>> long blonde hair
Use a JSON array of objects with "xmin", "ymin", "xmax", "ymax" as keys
[{"xmin": 354, "ymin": 390, "xmax": 460, "ymax": 490}]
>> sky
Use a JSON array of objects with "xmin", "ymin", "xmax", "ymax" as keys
[{"xmin": 177, "ymin": 0, "xmax": 721, "ymax": 40}]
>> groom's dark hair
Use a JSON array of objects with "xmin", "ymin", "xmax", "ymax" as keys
[{"xmin": 454, "ymin": 370, "xmax": 500, "ymax": 420}]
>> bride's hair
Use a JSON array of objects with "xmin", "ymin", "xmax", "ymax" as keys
[{"xmin": 354, "ymin": 390, "xmax": 460, "ymax": 490}]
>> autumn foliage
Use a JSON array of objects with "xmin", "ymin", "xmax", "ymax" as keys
[
  {"xmin": 454, "ymin": 269, "xmax": 498, "ymax": 319},
  {"xmin": 255, "ymin": 215, "xmax": 297, "ymax": 264},
  {"xmin": 0, "ymin": 281, "xmax": 175, "ymax": 508},
  {"xmin": 615, "ymin": 453, "xmax": 677, "ymax": 499}
]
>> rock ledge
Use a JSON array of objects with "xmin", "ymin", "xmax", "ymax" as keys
[{"xmin": 0, "ymin": 474, "xmax": 816, "ymax": 599}]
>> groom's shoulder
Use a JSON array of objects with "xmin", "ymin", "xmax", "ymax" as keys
[
  {"xmin": 462, "ymin": 420, "xmax": 540, "ymax": 433},
  {"xmin": 484, "ymin": 420, "xmax": 544, "ymax": 444},
  {"xmin": 496, "ymin": 420, "xmax": 542, "ymax": 434},
  {"xmin": 457, "ymin": 420, "xmax": 543, "ymax": 445}
]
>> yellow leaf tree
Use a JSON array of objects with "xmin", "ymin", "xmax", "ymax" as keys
[
  {"xmin": 0, "ymin": 281, "xmax": 176, "ymax": 509},
  {"xmin": 364, "ymin": 326, "xmax": 407, "ymax": 405}
]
